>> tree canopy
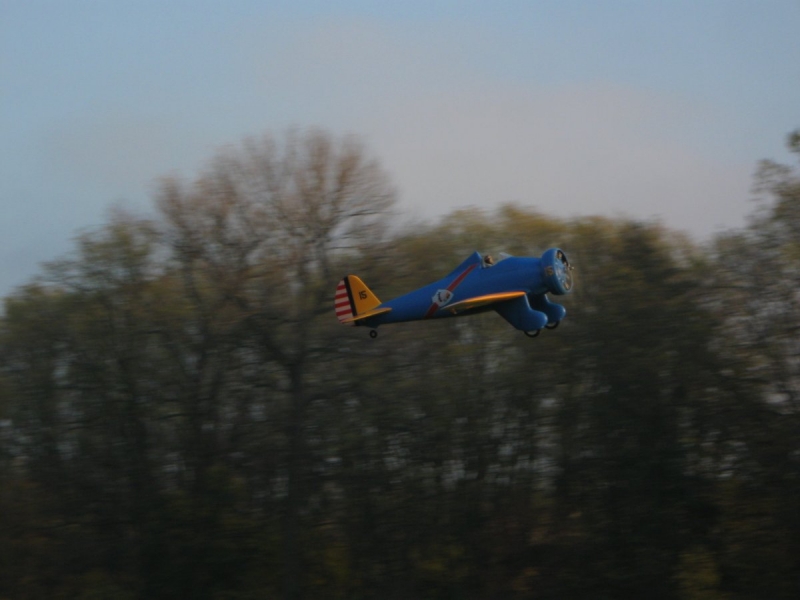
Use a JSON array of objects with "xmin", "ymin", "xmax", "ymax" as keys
[{"xmin": 1, "ymin": 129, "xmax": 799, "ymax": 599}]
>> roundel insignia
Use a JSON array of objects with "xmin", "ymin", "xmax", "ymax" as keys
[{"xmin": 432, "ymin": 289, "xmax": 453, "ymax": 306}]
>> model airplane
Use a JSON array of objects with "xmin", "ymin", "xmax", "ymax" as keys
[{"xmin": 335, "ymin": 248, "xmax": 573, "ymax": 338}]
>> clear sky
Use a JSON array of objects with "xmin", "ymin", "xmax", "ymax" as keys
[{"xmin": 2, "ymin": 0, "xmax": 799, "ymax": 297}]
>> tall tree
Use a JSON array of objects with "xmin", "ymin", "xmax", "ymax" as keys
[
  {"xmin": 706, "ymin": 131, "xmax": 800, "ymax": 598},
  {"xmin": 155, "ymin": 129, "xmax": 396, "ymax": 599}
]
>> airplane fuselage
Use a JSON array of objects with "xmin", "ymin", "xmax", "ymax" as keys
[
  {"xmin": 336, "ymin": 248, "xmax": 572, "ymax": 336},
  {"xmin": 368, "ymin": 253, "xmax": 550, "ymax": 326}
]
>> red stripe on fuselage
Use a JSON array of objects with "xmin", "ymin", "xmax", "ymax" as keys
[{"xmin": 424, "ymin": 263, "xmax": 478, "ymax": 318}]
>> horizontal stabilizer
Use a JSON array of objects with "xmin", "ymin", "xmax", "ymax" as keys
[
  {"xmin": 446, "ymin": 291, "xmax": 526, "ymax": 314},
  {"xmin": 340, "ymin": 306, "xmax": 392, "ymax": 324}
]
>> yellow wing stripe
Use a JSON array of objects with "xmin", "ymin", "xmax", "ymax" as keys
[
  {"xmin": 446, "ymin": 291, "xmax": 527, "ymax": 314},
  {"xmin": 340, "ymin": 306, "xmax": 392, "ymax": 324}
]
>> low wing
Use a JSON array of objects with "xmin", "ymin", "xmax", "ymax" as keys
[
  {"xmin": 446, "ymin": 291, "xmax": 527, "ymax": 314},
  {"xmin": 340, "ymin": 306, "xmax": 392, "ymax": 324}
]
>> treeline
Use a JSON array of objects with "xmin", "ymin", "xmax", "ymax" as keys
[{"xmin": 1, "ymin": 130, "xmax": 798, "ymax": 599}]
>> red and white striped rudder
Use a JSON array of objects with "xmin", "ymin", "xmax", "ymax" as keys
[{"xmin": 334, "ymin": 278, "xmax": 356, "ymax": 325}]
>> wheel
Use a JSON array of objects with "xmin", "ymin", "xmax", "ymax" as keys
[
  {"xmin": 545, "ymin": 321, "xmax": 559, "ymax": 330},
  {"xmin": 524, "ymin": 329, "xmax": 541, "ymax": 338},
  {"xmin": 369, "ymin": 330, "xmax": 378, "ymax": 339}
]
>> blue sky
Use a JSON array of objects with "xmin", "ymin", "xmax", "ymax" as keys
[{"xmin": 2, "ymin": 1, "xmax": 799, "ymax": 297}]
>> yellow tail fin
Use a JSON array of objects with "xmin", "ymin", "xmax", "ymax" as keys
[
  {"xmin": 347, "ymin": 275, "xmax": 381, "ymax": 314},
  {"xmin": 335, "ymin": 275, "xmax": 382, "ymax": 325}
]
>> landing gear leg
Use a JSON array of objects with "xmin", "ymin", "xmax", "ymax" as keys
[{"xmin": 369, "ymin": 330, "xmax": 378, "ymax": 339}]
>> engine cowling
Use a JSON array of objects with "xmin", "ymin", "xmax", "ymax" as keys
[{"xmin": 540, "ymin": 248, "xmax": 573, "ymax": 295}]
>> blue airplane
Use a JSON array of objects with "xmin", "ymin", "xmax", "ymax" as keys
[{"xmin": 335, "ymin": 248, "xmax": 573, "ymax": 338}]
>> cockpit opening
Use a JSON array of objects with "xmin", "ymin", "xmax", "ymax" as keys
[{"xmin": 483, "ymin": 253, "xmax": 512, "ymax": 268}]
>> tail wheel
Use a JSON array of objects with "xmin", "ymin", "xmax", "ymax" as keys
[
  {"xmin": 369, "ymin": 330, "xmax": 378, "ymax": 339},
  {"xmin": 524, "ymin": 329, "xmax": 541, "ymax": 338}
]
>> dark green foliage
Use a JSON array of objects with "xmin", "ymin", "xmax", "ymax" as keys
[{"xmin": 1, "ymin": 130, "xmax": 799, "ymax": 599}]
